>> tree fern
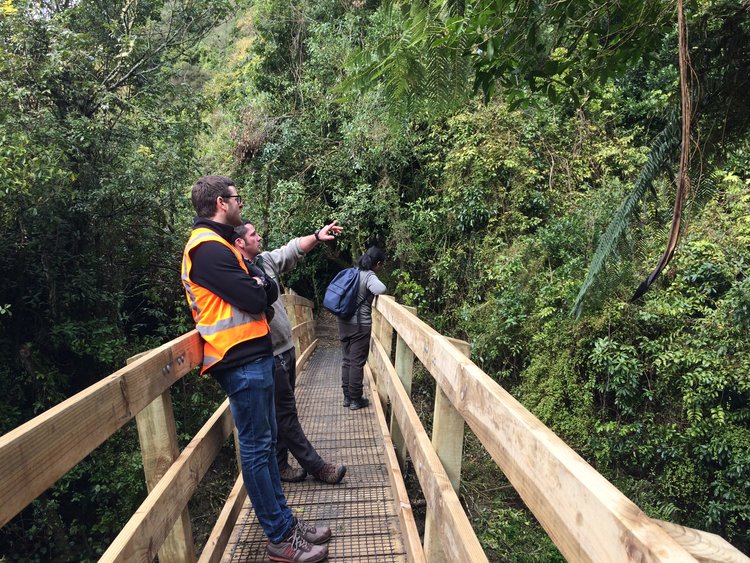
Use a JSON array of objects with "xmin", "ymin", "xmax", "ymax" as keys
[
  {"xmin": 571, "ymin": 115, "xmax": 680, "ymax": 318},
  {"xmin": 338, "ymin": 1, "xmax": 474, "ymax": 116}
]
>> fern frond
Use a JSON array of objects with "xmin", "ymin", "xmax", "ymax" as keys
[
  {"xmin": 339, "ymin": 0, "xmax": 474, "ymax": 117},
  {"xmin": 571, "ymin": 115, "xmax": 681, "ymax": 318}
]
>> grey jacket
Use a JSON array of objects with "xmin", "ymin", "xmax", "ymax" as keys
[
  {"xmin": 255, "ymin": 238, "xmax": 306, "ymax": 357},
  {"xmin": 338, "ymin": 269, "xmax": 387, "ymax": 326}
]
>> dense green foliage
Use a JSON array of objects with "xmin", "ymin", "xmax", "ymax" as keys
[
  {"xmin": 0, "ymin": 0, "xmax": 230, "ymax": 559},
  {"xmin": 1, "ymin": 0, "xmax": 748, "ymax": 560}
]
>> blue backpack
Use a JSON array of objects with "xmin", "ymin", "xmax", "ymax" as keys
[{"xmin": 323, "ymin": 267, "xmax": 365, "ymax": 318}]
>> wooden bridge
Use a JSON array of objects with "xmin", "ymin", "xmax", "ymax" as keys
[{"xmin": 1, "ymin": 294, "xmax": 747, "ymax": 562}]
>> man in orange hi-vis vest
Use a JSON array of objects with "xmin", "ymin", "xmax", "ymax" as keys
[{"xmin": 182, "ymin": 175, "xmax": 329, "ymax": 563}]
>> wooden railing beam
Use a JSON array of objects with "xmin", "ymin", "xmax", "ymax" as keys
[
  {"xmin": 375, "ymin": 297, "xmax": 697, "ymax": 563},
  {"xmin": 198, "ymin": 476, "xmax": 247, "ymax": 563},
  {"xmin": 0, "ymin": 331, "xmax": 202, "ymax": 528}
]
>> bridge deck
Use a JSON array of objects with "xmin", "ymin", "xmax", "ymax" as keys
[{"xmin": 221, "ymin": 344, "xmax": 408, "ymax": 562}]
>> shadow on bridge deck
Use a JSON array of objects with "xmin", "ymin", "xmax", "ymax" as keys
[{"xmin": 221, "ymin": 344, "xmax": 408, "ymax": 562}]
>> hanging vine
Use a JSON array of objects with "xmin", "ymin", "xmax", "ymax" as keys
[{"xmin": 631, "ymin": 0, "xmax": 694, "ymax": 301}]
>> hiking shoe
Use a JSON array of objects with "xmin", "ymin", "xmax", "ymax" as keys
[
  {"xmin": 314, "ymin": 463, "xmax": 347, "ymax": 484},
  {"xmin": 267, "ymin": 527, "xmax": 328, "ymax": 562},
  {"xmin": 279, "ymin": 466, "xmax": 307, "ymax": 483},
  {"xmin": 295, "ymin": 517, "xmax": 332, "ymax": 544},
  {"xmin": 343, "ymin": 395, "xmax": 351, "ymax": 407},
  {"xmin": 349, "ymin": 397, "xmax": 370, "ymax": 410}
]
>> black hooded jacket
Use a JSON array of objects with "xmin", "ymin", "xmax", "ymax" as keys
[{"xmin": 187, "ymin": 217, "xmax": 278, "ymax": 373}]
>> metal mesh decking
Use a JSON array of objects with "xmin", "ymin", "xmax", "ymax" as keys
[{"xmin": 222, "ymin": 344, "xmax": 407, "ymax": 562}]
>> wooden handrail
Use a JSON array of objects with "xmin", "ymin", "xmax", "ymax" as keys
[
  {"xmin": 370, "ymin": 295, "xmax": 748, "ymax": 563},
  {"xmin": 198, "ymin": 476, "xmax": 247, "ymax": 563},
  {"xmin": 0, "ymin": 297, "xmax": 318, "ymax": 562},
  {"xmin": 0, "ymin": 330, "xmax": 202, "ymax": 528}
]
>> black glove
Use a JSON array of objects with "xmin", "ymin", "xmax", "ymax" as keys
[
  {"xmin": 262, "ymin": 275, "xmax": 279, "ymax": 305},
  {"xmin": 247, "ymin": 261, "xmax": 279, "ymax": 305},
  {"xmin": 265, "ymin": 306, "xmax": 276, "ymax": 323}
]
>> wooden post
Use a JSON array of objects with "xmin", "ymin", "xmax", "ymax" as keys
[
  {"xmin": 378, "ymin": 296, "xmax": 395, "ymax": 358},
  {"xmin": 390, "ymin": 305, "xmax": 417, "ymax": 468},
  {"xmin": 305, "ymin": 303, "xmax": 315, "ymax": 351},
  {"xmin": 372, "ymin": 299, "xmax": 382, "ymax": 345},
  {"xmin": 232, "ymin": 430, "xmax": 242, "ymax": 476},
  {"xmin": 294, "ymin": 303, "xmax": 305, "ymax": 347},
  {"xmin": 373, "ymin": 296, "xmax": 394, "ymax": 408},
  {"xmin": 370, "ymin": 298, "xmax": 383, "ymax": 390},
  {"xmin": 284, "ymin": 294, "xmax": 302, "ymax": 354},
  {"xmin": 423, "ymin": 337, "xmax": 470, "ymax": 563},
  {"xmin": 297, "ymin": 302, "xmax": 308, "ymax": 352},
  {"xmin": 282, "ymin": 291, "xmax": 297, "ymax": 325},
  {"xmin": 127, "ymin": 353, "xmax": 196, "ymax": 563},
  {"xmin": 295, "ymin": 304, "xmax": 304, "ymax": 353}
]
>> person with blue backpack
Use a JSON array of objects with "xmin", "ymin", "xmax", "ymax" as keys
[{"xmin": 332, "ymin": 247, "xmax": 387, "ymax": 410}]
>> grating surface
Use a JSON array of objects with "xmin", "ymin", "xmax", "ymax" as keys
[{"xmin": 221, "ymin": 343, "xmax": 407, "ymax": 562}]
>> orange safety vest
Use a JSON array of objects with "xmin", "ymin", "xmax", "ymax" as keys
[{"xmin": 181, "ymin": 227, "xmax": 270, "ymax": 374}]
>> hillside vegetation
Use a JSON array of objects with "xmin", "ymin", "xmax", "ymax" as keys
[{"xmin": 1, "ymin": 0, "xmax": 748, "ymax": 560}]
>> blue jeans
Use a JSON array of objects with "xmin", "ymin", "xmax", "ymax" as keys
[{"xmin": 214, "ymin": 356, "xmax": 293, "ymax": 543}]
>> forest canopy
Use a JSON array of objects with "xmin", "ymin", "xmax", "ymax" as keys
[{"xmin": 1, "ymin": 0, "xmax": 748, "ymax": 560}]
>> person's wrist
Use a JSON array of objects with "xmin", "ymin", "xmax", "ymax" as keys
[{"xmin": 314, "ymin": 228, "xmax": 321, "ymax": 241}]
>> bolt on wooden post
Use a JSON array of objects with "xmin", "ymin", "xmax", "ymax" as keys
[{"xmin": 127, "ymin": 352, "xmax": 196, "ymax": 563}]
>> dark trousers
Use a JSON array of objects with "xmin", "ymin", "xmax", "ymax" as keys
[
  {"xmin": 338, "ymin": 322, "xmax": 372, "ymax": 400},
  {"xmin": 274, "ymin": 348, "xmax": 325, "ymax": 474}
]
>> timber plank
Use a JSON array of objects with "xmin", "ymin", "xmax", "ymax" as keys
[
  {"xmin": 199, "ymin": 476, "xmax": 247, "ymax": 563},
  {"xmin": 376, "ymin": 296, "xmax": 698, "ymax": 563},
  {"xmin": 0, "ymin": 331, "xmax": 202, "ymax": 528},
  {"xmin": 280, "ymin": 294, "xmax": 314, "ymax": 309}
]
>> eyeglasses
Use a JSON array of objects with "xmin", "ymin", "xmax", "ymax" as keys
[{"xmin": 223, "ymin": 194, "xmax": 242, "ymax": 205}]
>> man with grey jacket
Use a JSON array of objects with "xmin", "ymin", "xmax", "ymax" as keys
[{"xmin": 233, "ymin": 219, "xmax": 347, "ymax": 484}]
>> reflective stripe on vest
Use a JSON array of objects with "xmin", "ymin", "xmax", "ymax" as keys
[{"xmin": 181, "ymin": 227, "xmax": 269, "ymax": 374}]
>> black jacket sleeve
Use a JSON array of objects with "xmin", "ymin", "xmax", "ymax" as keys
[
  {"xmin": 246, "ymin": 261, "xmax": 279, "ymax": 305},
  {"xmin": 245, "ymin": 260, "xmax": 278, "ymax": 323},
  {"xmin": 189, "ymin": 241, "xmax": 267, "ymax": 314}
]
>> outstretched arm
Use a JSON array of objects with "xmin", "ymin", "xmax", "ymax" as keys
[{"xmin": 260, "ymin": 220, "xmax": 344, "ymax": 277}]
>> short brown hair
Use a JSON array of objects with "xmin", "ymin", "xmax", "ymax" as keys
[{"xmin": 191, "ymin": 175, "xmax": 235, "ymax": 218}]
